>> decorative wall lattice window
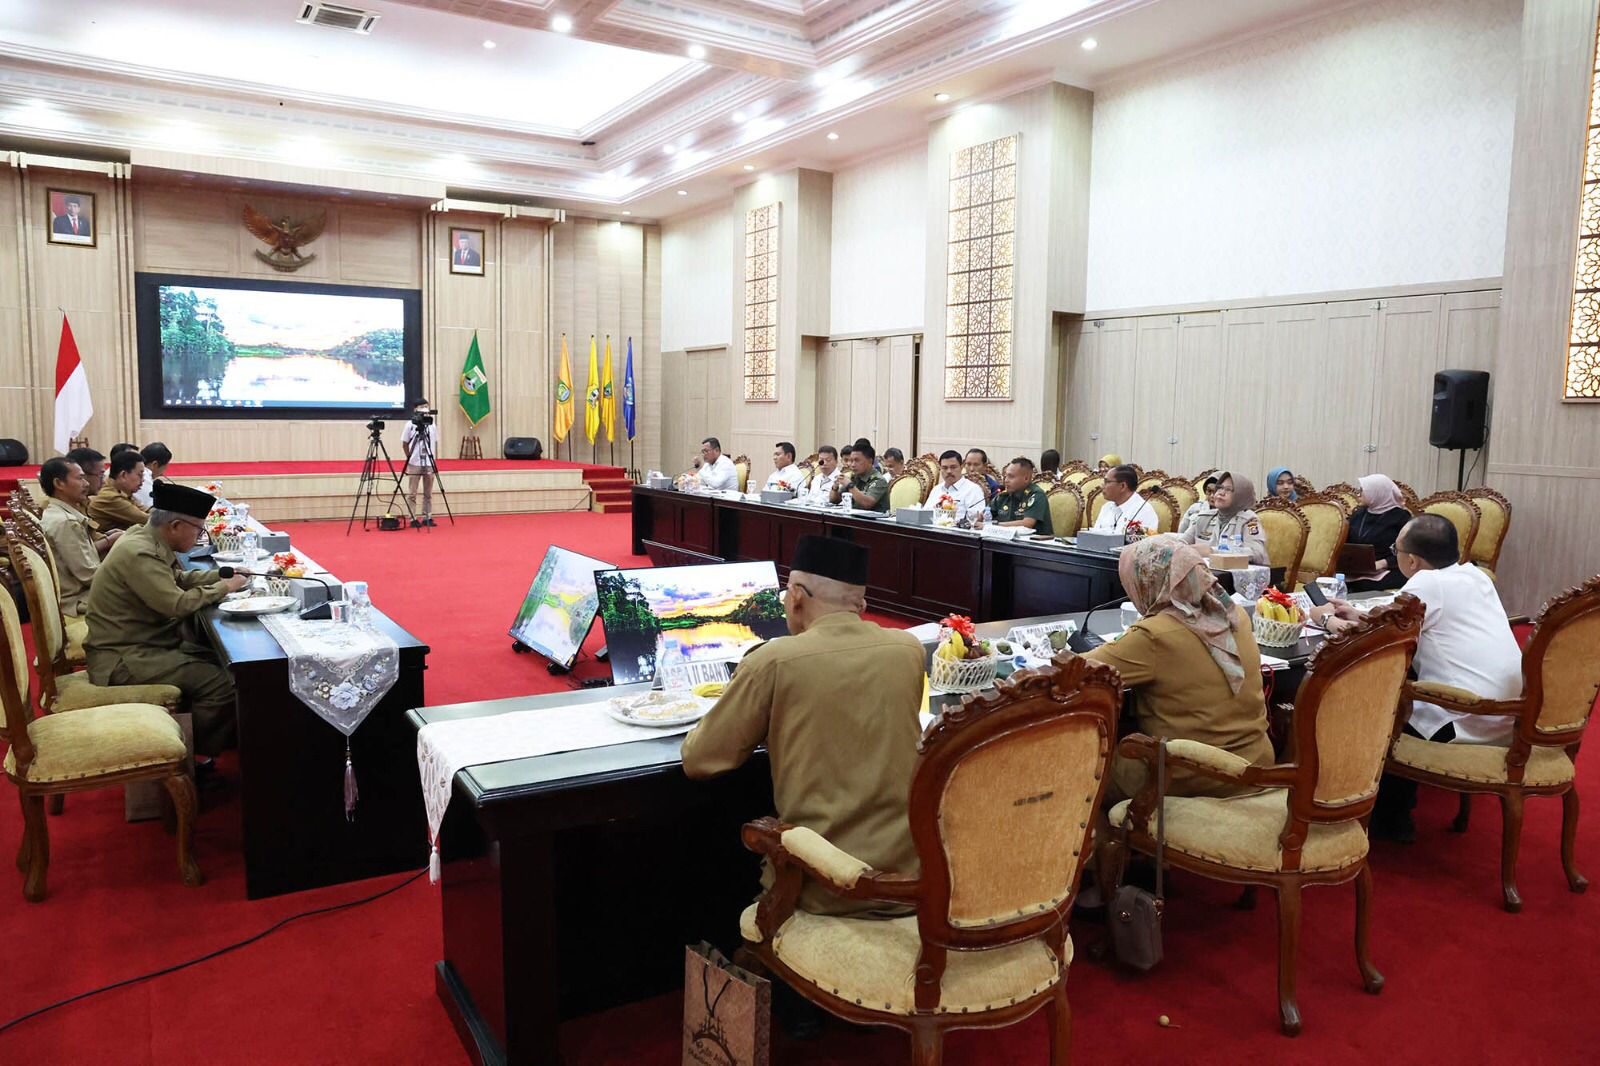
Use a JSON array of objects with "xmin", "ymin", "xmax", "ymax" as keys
[
  {"xmin": 1567, "ymin": 18, "xmax": 1600, "ymax": 399},
  {"xmin": 944, "ymin": 133, "xmax": 1017, "ymax": 400},
  {"xmin": 744, "ymin": 203, "xmax": 779, "ymax": 401}
]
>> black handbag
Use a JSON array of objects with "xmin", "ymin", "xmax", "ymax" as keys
[{"xmin": 1110, "ymin": 738, "xmax": 1166, "ymax": 972}]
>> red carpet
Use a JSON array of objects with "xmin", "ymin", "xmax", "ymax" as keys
[{"xmin": 2, "ymin": 512, "xmax": 1597, "ymax": 1064}]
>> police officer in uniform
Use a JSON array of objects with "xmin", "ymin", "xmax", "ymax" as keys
[
  {"xmin": 981, "ymin": 457, "xmax": 1053, "ymax": 535},
  {"xmin": 829, "ymin": 441, "xmax": 891, "ymax": 512},
  {"xmin": 1180, "ymin": 470, "xmax": 1268, "ymax": 565},
  {"xmin": 84, "ymin": 482, "xmax": 249, "ymax": 756}
]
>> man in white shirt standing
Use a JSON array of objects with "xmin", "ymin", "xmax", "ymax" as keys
[
  {"xmin": 401, "ymin": 398, "xmax": 441, "ymax": 526},
  {"xmin": 1311, "ymin": 514, "xmax": 1522, "ymax": 841},
  {"xmin": 763, "ymin": 441, "xmax": 804, "ymax": 493},
  {"xmin": 693, "ymin": 436, "xmax": 739, "ymax": 492},
  {"xmin": 922, "ymin": 449, "xmax": 986, "ymax": 522},
  {"xmin": 1091, "ymin": 464, "xmax": 1157, "ymax": 533},
  {"xmin": 132, "ymin": 442, "xmax": 172, "ymax": 509},
  {"xmin": 800, "ymin": 445, "xmax": 842, "ymax": 505}
]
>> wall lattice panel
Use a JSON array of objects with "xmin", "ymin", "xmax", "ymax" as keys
[
  {"xmin": 743, "ymin": 203, "xmax": 779, "ymax": 401},
  {"xmin": 944, "ymin": 133, "xmax": 1016, "ymax": 400},
  {"xmin": 1567, "ymin": 14, "xmax": 1600, "ymax": 400}
]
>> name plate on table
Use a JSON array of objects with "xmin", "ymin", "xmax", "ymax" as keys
[
  {"xmin": 896, "ymin": 507, "xmax": 932, "ymax": 525},
  {"xmin": 979, "ymin": 524, "xmax": 1020, "ymax": 540},
  {"xmin": 288, "ymin": 576, "xmax": 343, "ymax": 611},
  {"xmin": 760, "ymin": 489, "xmax": 796, "ymax": 504},
  {"xmin": 647, "ymin": 475, "xmax": 672, "ymax": 489},
  {"xmin": 257, "ymin": 532, "xmax": 291, "ymax": 553},
  {"xmin": 1006, "ymin": 621, "xmax": 1080, "ymax": 662},
  {"xmin": 657, "ymin": 659, "xmax": 733, "ymax": 690},
  {"xmin": 1075, "ymin": 530, "xmax": 1125, "ymax": 553}
]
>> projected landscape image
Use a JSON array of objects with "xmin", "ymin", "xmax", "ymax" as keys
[
  {"xmin": 158, "ymin": 285, "xmax": 406, "ymax": 409},
  {"xmin": 596, "ymin": 562, "xmax": 788, "ymax": 684},
  {"xmin": 508, "ymin": 547, "xmax": 609, "ymax": 668}
]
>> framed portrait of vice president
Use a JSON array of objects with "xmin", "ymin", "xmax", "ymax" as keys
[
  {"xmin": 47, "ymin": 188, "xmax": 95, "ymax": 247},
  {"xmin": 448, "ymin": 227, "xmax": 484, "ymax": 275}
]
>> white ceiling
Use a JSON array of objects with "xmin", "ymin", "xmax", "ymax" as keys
[{"xmin": 0, "ymin": 0, "xmax": 1354, "ymax": 220}]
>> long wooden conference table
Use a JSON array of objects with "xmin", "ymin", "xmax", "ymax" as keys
[
  {"xmin": 631, "ymin": 485, "xmax": 1126, "ymax": 620},
  {"xmin": 413, "ymin": 607, "xmax": 1340, "ymax": 1066}
]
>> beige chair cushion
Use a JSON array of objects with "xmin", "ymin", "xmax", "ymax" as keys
[
  {"xmin": 64, "ymin": 613, "xmax": 88, "ymax": 662},
  {"xmin": 4, "ymin": 703, "xmax": 186, "ymax": 784},
  {"xmin": 54, "ymin": 671, "xmax": 183, "ymax": 713},
  {"xmin": 741, "ymin": 904, "xmax": 1065, "ymax": 1016},
  {"xmin": 1389, "ymin": 734, "xmax": 1575, "ymax": 787},
  {"xmin": 1110, "ymin": 789, "xmax": 1368, "ymax": 874}
]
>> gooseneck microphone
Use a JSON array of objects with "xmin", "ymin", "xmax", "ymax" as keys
[{"xmin": 1067, "ymin": 591, "xmax": 1131, "ymax": 654}]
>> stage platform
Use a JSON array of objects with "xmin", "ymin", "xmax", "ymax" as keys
[{"xmin": 0, "ymin": 460, "xmax": 634, "ymax": 523}]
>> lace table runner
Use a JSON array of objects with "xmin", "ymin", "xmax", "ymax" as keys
[{"xmin": 417, "ymin": 701, "xmax": 696, "ymax": 882}]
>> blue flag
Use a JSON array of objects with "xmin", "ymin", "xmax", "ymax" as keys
[{"xmin": 622, "ymin": 336, "xmax": 636, "ymax": 441}]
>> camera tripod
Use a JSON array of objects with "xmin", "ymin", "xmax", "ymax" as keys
[
  {"xmin": 347, "ymin": 422, "xmax": 416, "ymax": 534},
  {"xmin": 386, "ymin": 416, "xmax": 455, "ymax": 529}
]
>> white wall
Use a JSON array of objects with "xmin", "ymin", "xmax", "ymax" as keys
[
  {"xmin": 1085, "ymin": 0, "xmax": 1521, "ymax": 311},
  {"xmin": 661, "ymin": 200, "xmax": 732, "ymax": 350},
  {"xmin": 829, "ymin": 141, "xmax": 928, "ymax": 334}
]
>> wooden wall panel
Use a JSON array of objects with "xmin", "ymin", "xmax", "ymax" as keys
[
  {"xmin": 1129, "ymin": 316, "xmax": 1177, "ymax": 470},
  {"xmin": 1371, "ymin": 294, "xmax": 1443, "ymax": 488},
  {"xmin": 1217, "ymin": 307, "xmax": 1270, "ymax": 478},
  {"xmin": 1304, "ymin": 300, "xmax": 1377, "ymax": 479},
  {"xmin": 1170, "ymin": 312, "xmax": 1223, "ymax": 472}
]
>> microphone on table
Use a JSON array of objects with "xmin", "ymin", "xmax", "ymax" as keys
[{"xmin": 1068, "ymin": 592, "xmax": 1132, "ymax": 654}]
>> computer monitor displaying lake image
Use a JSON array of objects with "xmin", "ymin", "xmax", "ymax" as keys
[{"xmin": 508, "ymin": 546, "xmax": 610, "ymax": 669}]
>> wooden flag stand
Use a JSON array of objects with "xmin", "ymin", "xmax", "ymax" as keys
[
  {"xmin": 68, "ymin": 435, "xmax": 89, "ymax": 451},
  {"xmin": 458, "ymin": 434, "xmax": 483, "ymax": 460}
]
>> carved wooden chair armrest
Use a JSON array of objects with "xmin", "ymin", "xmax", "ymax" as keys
[
  {"xmin": 741, "ymin": 817, "xmax": 920, "ymax": 941},
  {"xmin": 1402, "ymin": 681, "xmax": 1523, "ymax": 718},
  {"xmin": 1117, "ymin": 734, "xmax": 1297, "ymax": 833}
]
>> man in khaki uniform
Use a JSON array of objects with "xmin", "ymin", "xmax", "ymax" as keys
[
  {"xmin": 38, "ymin": 457, "xmax": 121, "ymax": 618},
  {"xmin": 682, "ymin": 535, "xmax": 924, "ymax": 917},
  {"xmin": 87, "ymin": 449, "xmax": 151, "ymax": 534},
  {"xmin": 85, "ymin": 482, "xmax": 248, "ymax": 755},
  {"xmin": 828, "ymin": 442, "xmax": 891, "ymax": 512}
]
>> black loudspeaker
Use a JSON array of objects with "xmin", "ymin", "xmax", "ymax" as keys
[
  {"xmin": 1430, "ymin": 370, "xmax": 1490, "ymax": 449},
  {"xmin": 0, "ymin": 438, "xmax": 28, "ymax": 466},
  {"xmin": 503, "ymin": 436, "xmax": 543, "ymax": 460}
]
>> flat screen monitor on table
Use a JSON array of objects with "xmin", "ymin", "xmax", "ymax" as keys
[
  {"xmin": 595, "ymin": 561, "xmax": 789, "ymax": 685},
  {"xmin": 507, "ymin": 546, "xmax": 610, "ymax": 669}
]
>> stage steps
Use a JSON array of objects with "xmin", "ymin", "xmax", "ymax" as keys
[{"xmin": 581, "ymin": 466, "xmax": 634, "ymax": 514}]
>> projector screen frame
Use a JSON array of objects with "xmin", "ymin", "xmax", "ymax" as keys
[{"xmin": 134, "ymin": 271, "xmax": 424, "ymax": 422}]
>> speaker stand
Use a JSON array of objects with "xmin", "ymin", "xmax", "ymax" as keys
[{"xmin": 1457, "ymin": 448, "xmax": 1467, "ymax": 492}]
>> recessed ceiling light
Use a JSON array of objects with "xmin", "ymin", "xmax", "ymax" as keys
[
  {"xmin": 687, "ymin": 44, "xmax": 706, "ymax": 60},
  {"xmin": 826, "ymin": 131, "xmax": 839, "ymax": 141},
  {"xmin": 732, "ymin": 110, "xmax": 747, "ymax": 123},
  {"xmin": 662, "ymin": 144, "xmax": 676, "ymax": 155},
  {"xmin": 1080, "ymin": 37, "xmax": 1098, "ymax": 51},
  {"xmin": 551, "ymin": 15, "xmax": 573, "ymax": 33},
  {"xmin": 742, "ymin": 164, "xmax": 755, "ymax": 171},
  {"xmin": 622, "ymin": 210, "xmax": 632, "ymax": 216},
  {"xmin": 677, "ymin": 189, "xmax": 688, "ymax": 196},
  {"xmin": 482, "ymin": 39, "xmax": 496, "ymax": 49},
  {"xmin": 933, "ymin": 92, "xmax": 951, "ymax": 102},
  {"xmin": 811, "ymin": 71, "xmax": 831, "ymax": 87}
]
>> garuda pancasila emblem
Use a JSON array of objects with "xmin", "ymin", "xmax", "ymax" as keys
[{"xmin": 243, "ymin": 204, "xmax": 327, "ymax": 272}]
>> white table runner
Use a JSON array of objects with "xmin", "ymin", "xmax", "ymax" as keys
[{"xmin": 417, "ymin": 700, "xmax": 696, "ymax": 882}]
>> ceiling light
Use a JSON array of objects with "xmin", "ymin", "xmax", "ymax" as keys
[
  {"xmin": 551, "ymin": 15, "xmax": 573, "ymax": 33},
  {"xmin": 662, "ymin": 144, "xmax": 676, "ymax": 155},
  {"xmin": 933, "ymin": 92, "xmax": 951, "ymax": 102},
  {"xmin": 732, "ymin": 110, "xmax": 747, "ymax": 123},
  {"xmin": 742, "ymin": 164, "xmax": 755, "ymax": 171},
  {"xmin": 1080, "ymin": 37, "xmax": 1098, "ymax": 51},
  {"xmin": 623, "ymin": 210, "xmax": 631, "ymax": 216},
  {"xmin": 687, "ymin": 44, "xmax": 706, "ymax": 60},
  {"xmin": 677, "ymin": 189, "xmax": 688, "ymax": 196},
  {"xmin": 482, "ymin": 39, "xmax": 496, "ymax": 49},
  {"xmin": 826, "ymin": 131, "xmax": 839, "ymax": 140},
  {"xmin": 811, "ymin": 71, "xmax": 832, "ymax": 88}
]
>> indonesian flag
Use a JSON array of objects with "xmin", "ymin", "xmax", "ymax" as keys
[{"xmin": 54, "ymin": 314, "xmax": 92, "ymax": 454}]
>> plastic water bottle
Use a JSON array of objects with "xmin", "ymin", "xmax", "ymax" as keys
[
  {"xmin": 1332, "ymin": 573, "xmax": 1347, "ymax": 601},
  {"xmin": 241, "ymin": 530, "xmax": 259, "ymax": 562},
  {"xmin": 658, "ymin": 639, "xmax": 689, "ymax": 692},
  {"xmin": 1218, "ymin": 532, "xmax": 1233, "ymax": 554},
  {"xmin": 346, "ymin": 580, "xmax": 373, "ymax": 629},
  {"xmin": 982, "ymin": 505, "xmax": 993, "ymax": 527}
]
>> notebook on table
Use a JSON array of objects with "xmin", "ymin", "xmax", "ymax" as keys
[{"xmin": 1336, "ymin": 543, "xmax": 1381, "ymax": 580}]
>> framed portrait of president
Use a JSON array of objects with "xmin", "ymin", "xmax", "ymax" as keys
[
  {"xmin": 47, "ymin": 188, "xmax": 96, "ymax": 247},
  {"xmin": 448, "ymin": 226, "xmax": 484, "ymax": 275}
]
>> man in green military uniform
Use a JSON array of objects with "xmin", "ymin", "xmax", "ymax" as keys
[
  {"xmin": 682, "ymin": 535, "xmax": 924, "ymax": 917},
  {"xmin": 983, "ymin": 457, "xmax": 1053, "ymax": 535},
  {"xmin": 829, "ymin": 441, "xmax": 890, "ymax": 512},
  {"xmin": 85, "ymin": 482, "xmax": 249, "ymax": 756}
]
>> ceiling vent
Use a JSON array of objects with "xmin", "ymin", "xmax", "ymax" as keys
[{"xmin": 297, "ymin": 3, "xmax": 380, "ymax": 34}]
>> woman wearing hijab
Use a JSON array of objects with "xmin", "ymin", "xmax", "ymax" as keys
[
  {"xmin": 1266, "ymin": 466, "xmax": 1298, "ymax": 501},
  {"xmin": 1097, "ymin": 452, "xmax": 1122, "ymax": 474},
  {"xmin": 1179, "ymin": 471, "xmax": 1269, "ymax": 565},
  {"xmin": 1178, "ymin": 473, "xmax": 1221, "ymax": 534},
  {"xmin": 1346, "ymin": 473, "xmax": 1410, "ymax": 591},
  {"xmin": 1086, "ymin": 535, "xmax": 1273, "ymax": 799}
]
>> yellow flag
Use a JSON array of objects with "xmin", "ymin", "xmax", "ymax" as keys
[
  {"xmin": 554, "ymin": 334, "xmax": 574, "ymax": 443},
  {"xmin": 601, "ymin": 335, "xmax": 615, "ymax": 443},
  {"xmin": 584, "ymin": 334, "xmax": 600, "ymax": 444}
]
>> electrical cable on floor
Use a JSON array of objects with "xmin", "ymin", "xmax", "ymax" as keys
[{"xmin": 0, "ymin": 867, "xmax": 426, "ymax": 1036}]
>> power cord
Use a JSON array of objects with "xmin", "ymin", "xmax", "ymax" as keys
[{"xmin": 0, "ymin": 867, "xmax": 426, "ymax": 1037}]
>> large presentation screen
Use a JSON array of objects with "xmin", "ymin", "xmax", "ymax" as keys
[
  {"xmin": 508, "ymin": 546, "xmax": 610, "ymax": 669},
  {"xmin": 135, "ymin": 273, "xmax": 422, "ymax": 419}
]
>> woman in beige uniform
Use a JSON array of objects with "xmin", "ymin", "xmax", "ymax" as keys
[
  {"xmin": 1180, "ymin": 471, "xmax": 1269, "ymax": 565},
  {"xmin": 1087, "ymin": 535, "xmax": 1273, "ymax": 800}
]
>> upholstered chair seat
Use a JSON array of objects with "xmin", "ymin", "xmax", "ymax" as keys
[
  {"xmin": 1046, "ymin": 484, "xmax": 1083, "ymax": 537},
  {"xmin": 4, "ymin": 703, "xmax": 187, "ymax": 784},
  {"xmin": 53, "ymin": 672, "xmax": 183, "ymax": 714},
  {"xmin": 887, "ymin": 473, "xmax": 924, "ymax": 510},
  {"xmin": 63, "ymin": 615, "xmax": 87, "ymax": 663},
  {"xmin": 1389, "ymin": 734, "xmax": 1573, "ymax": 788},
  {"xmin": 1111, "ymin": 786, "xmax": 1369, "ymax": 875}
]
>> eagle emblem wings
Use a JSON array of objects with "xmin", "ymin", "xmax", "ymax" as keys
[{"xmin": 243, "ymin": 204, "xmax": 327, "ymax": 271}]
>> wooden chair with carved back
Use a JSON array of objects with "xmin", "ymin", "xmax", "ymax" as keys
[
  {"xmin": 887, "ymin": 473, "xmax": 925, "ymax": 511},
  {"xmin": 1293, "ymin": 475, "xmax": 1317, "ymax": 497},
  {"xmin": 1254, "ymin": 497, "xmax": 1309, "ymax": 590},
  {"xmin": 1293, "ymin": 492, "xmax": 1351, "ymax": 585},
  {"xmin": 1192, "ymin": 469, "xmax": 1219, "ymax": 495},
  {"xmin": 1418, "ymin": 491, "xmax": 1480, "ymax": 564},
  {"xmin": 907, "ymin": 458, "xmax": 939, "ymax": 497},
  {"xmin": 1045, "ymin": 482, "xmax": 1084, "ymax": 540},
  {"xmin": 1160, "ymin": 477, "xmax": 1199, "ymax": 518},
  {"xmin": 1386, "ymin": 575, "xmax": 1600, "ymax": 912},
  {"xmin": 1323, "ymin": 482, "xmax": 1362, "ymax": 512},
  {"xmin": 1081, "ymin": 486, "xmax": 1109, "ymax": 532},
  {"xmin": 1135, "ymin": 469, "xmax": 1168, "ymax": 496},
  {"xmin": 1392, "ymin": 480, "xmax": 1422, "ymax": 514},
  {"xmin": 6, "ymin": 487, "xmax": 41, "ymax": 520},
  {"xmin": 965, "ymin": 472, "xmax": 997, "ymax": 503},
  {"xmin": 1108, "ymin": 596, "xmax": 1425, "ymax": 1035},
  {"xmin": 732, "ymin": 455, "xmax": 752, "ymax": 494},
  {"xmin": 4, "ymin": 513, "xmax": 87, "ymax": 670},
  {"xmin": 736, "ymin": 655, "xmax": 1119, "ymax": 1065},
  {"xmin": 1463, "ymin": 487, "xmax": 1512, "ymax": 577},
  {"xmin": 1144, "ymin": 487, "xmax": 1182, "ymax": 534}
]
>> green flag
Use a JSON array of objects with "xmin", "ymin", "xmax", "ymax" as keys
[{"xmin": 459, "ymin": 331, "xmax": 491, "ymax": 427}]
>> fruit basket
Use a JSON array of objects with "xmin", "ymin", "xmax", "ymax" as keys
[
  {"xmin": 1252, "ymin": 588, "xmax": 1305, "ymax": 647},
  {"xmin": 930, "ymin": 614, "xmax": 999, "ymax": 693}
]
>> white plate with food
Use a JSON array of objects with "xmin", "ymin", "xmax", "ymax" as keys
[
  {"xmin": 604, "ymin": 691, "xmax": 715, "ymax": 729},
  {"xmin": 217, "ymin": 596, "xmax": 297, "ymax": 616}
]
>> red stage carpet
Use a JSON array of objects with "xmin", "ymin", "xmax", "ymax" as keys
[{"xmin": 2, "ymin": 512, "xmax": 1596, "ymax": 1064}]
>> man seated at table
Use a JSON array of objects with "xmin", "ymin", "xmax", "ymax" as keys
[
  {"xmin": 88, "ymin": 448, "xmax": 151, "ymax": 533},
  {"xmin": 39, "ymin": 457, "xmax": 121, "ymax": 621},
  {"xmin": 882, "ymin": 448, "xmax": 907, "ymax": 481},
  {"xmin": 922, "ymin": 449, "xmax": 986, "ymax": 521},
  {"xmin": 1309, "ymin": 514, "xmax": 1522, "ymax": 840},
  {"xmin": 66, "ymin": 446, "xmax": 107, "ymax": 503},
  {"xmin": 682, "ymin": 535, "xmax": 923, "ymax": 917},
  {"xmin": 85, "ymin": 482, "xmax": 249, "ymax": 758},
  {"xmin": 691, "ymin": 437, "xmax": 739, "ymax": 492},
  {"xmin": 964, "ymin": 448, "xmax": 999, "ymax": 494},
  {"xmin": 1091, "ymin": 464, "xmax": 1158, "ymax": 533},
  {"xmin": 132, "ymin": 441, "xmax": 173, "ymax": 508},
  {"xmin": 800, "ymin": 445, "xmax": 843, "ymax": 504},
  {"xmin": 763, "ymin": 441, "xmax": 804, "ymax": 492},
  {"xmin": 977, "ymin": 457, "xmax": 1052, "ymax": 535},
  {"xmin": 830, "ymin": 442, "xmax": 890, "ymax": 512}
]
